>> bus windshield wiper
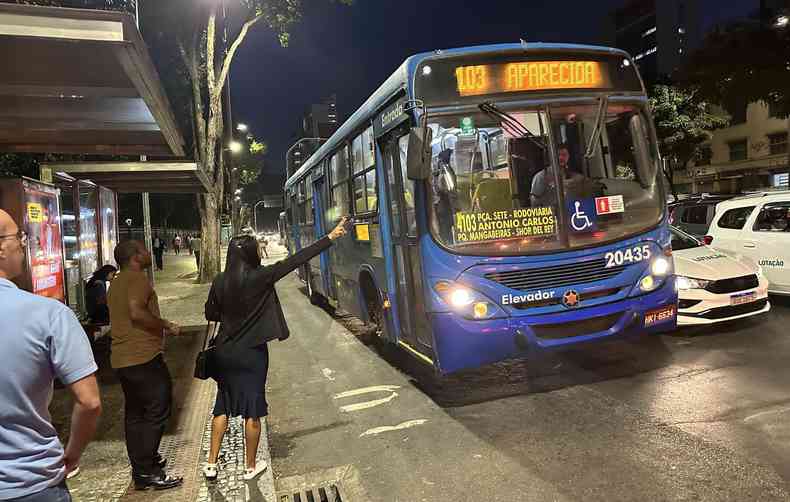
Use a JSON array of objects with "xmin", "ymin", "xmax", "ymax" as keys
[
  {"xmin": 479, "ymin": 102, "xmax": 545, "ymax": 150},
  {"xmin": 584, "ymin": 96, "xmax": 608, "ymax": 159}
]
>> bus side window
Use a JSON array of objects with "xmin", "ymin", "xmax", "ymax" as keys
[{"xmin": 352, "ymin": 127, "xmax": 378, "ymax": 215}]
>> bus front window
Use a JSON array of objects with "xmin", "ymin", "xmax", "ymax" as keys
[{"xmin": 427, "ymin": 103, "xmax": 664, "ymax": 255}]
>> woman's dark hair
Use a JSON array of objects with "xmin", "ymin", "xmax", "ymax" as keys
[
  {"xmin": 88, "ymin": 264, "xmax": 117, "ymax": 286},
  {"xmin": 222, "ymin": 235, "xmax": 261, "ymax": 299}
]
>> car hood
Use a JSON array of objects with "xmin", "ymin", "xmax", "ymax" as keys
[{"xmin": 673, "ymin": 246, "xmax": 757, "ymax": 280}]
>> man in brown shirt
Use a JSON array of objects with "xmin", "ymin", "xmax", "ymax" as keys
[{"xmin": 108, "ymin": 240, "xmax": 182, "ymax": 491}]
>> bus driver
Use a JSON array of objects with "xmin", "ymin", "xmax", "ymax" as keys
[{"xmin": 529, "ymin": 143, "xmax": 588, "ymax": 208}]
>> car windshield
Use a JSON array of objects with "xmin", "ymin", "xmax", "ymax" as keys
[
  {"xmin": 427, "ymin": 102, "xmax": 664, "ymax": 255},
  {"xmin": 670, "ymin": 226, "xmax": 703, "ymax": 251}
]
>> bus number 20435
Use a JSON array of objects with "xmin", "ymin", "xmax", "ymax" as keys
[{"xmin": 605, "ymin": 245, "xmax": 651, "ymax": 268}]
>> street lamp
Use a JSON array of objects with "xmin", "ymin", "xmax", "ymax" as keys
[
  {"xmin": 229, "ymin": 140, "xmax": 243, "ymax": 154},
  {"xmin": 775, "ymin": 15, "xmax": 789, "ymax": 29},
  {"xmin": 237, "ymin": 123, "xmax": 249, "ymax": 133}
]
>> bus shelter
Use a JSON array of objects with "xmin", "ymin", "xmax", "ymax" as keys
[{"xmin": 0, "ymin": 4, "xmax": 208, "ymax": 317}]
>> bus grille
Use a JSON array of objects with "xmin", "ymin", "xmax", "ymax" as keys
[
  {"xmin": 485, "ymin": 259, "xmax": 628, "ymax": 291},
  {"xmin": 532, "ymin": 312, "xmax": 623, "ymax": 339}
]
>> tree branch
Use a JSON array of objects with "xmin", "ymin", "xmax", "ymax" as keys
[
  {"xmin": 216, "ymin": 14, "xmax": 265, "ymax": 95},
  {"xmin": 206, "ymin": 8, "xmax": 218, "ymax": 96}
]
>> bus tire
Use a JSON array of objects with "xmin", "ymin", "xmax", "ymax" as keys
[{"xmin": 360, "ymin": 273, "xmax": 387, "ymax": 339}]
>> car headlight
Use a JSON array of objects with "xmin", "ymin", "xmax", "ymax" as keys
[
  {"xmin": 434, "ymin": 281, "xmax": 506, "ymax": 320},
  {"xmin": 676, "ymin": 276, "xmax": 711, "ymax": 290}
]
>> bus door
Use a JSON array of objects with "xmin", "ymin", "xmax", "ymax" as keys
[
  {"xmin": 312, "ymin": 167, "xmax": 333, "ymax": 299},
  {"xmin": 381, "ymin": 130, "xmax": 424, "ymax": 349}
]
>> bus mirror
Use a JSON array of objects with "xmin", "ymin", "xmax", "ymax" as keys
[{"xmin": 407, "ymin": 127, "xmax": 433, "ymax": 180}]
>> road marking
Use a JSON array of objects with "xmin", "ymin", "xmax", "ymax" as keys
[
  {"xmin": 334, "ymin": 385, "xmax": 401, "ymax": 413},
  {"xmin": 359, "ymin": 419, "xmax": 428, "ymax": 437},
  {"xmin": 744, "ymin": 406, "xmax": 790, "ymax": 423},
  {"xmin": 322, "ymin": 368, "xmax": 336, "ymax": 381}
]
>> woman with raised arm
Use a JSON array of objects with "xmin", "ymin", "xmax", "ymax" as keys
[{"xmin": 202, "ymin": 217, "xmax": 349, "ymax": 481}]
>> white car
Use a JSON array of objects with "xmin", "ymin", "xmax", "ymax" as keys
[
  {"xmin": 706, "ymin": 191, "xmax": 790, "ymax": 295},
  {"xmin": 672, "ymin": 226, "xmax": 770, "ymax": 326}
]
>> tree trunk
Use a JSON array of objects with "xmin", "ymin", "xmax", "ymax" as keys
[{"xmin": 199, "ymin": 193, "xmax": 222, "ymax": 282}]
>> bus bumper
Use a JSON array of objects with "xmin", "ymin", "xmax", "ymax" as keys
[{"xmin": 431, "ymin": 279, "xmax": 677, "ymax": 374}]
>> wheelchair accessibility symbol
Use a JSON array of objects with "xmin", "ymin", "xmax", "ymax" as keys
[{"xmin": 568, "ymin": 199, "xmax": 597, "ymax": 233}]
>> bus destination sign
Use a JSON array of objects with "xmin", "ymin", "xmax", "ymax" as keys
[{"xmin": 455, "ymin": 61, "xmax": 610, "ymax": 97}]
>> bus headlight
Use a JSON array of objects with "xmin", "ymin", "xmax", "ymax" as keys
[
  {"xmin": 434, "ymin": 281, "xmax": 506, "ymax": 320},
  {"xmin": 640, "ymin": 275, "xmax": 657, "ymax": 292},
  {"xmin": 651, "ymin": 257, "xmax": 671, "ymax": 276}
]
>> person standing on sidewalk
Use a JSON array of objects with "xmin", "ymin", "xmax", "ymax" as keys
[
  {"xmin": 173, "ymin": 235, "xmax": 182, "ymax": 255},
  {"xmin": 0, "ymin": 209, "xmax": 102, "ymax": 502},
  {"xmin": 108, "ymin": 241, "xmax": 183, "ymax": 491},
  {"xmin": 152, "ymin": 234, "xmax": 165, "ymax": 271},
  {"xmin": 202, "ymin": 217, "xmax": 350, "ymax": 481},
  {"xmin": 191, "ymin": 234, "xmax": 202, "ymax": 270}
]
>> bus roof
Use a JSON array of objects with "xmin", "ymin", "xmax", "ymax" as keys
[{"xmin": 284, "ymin": 42, "xmax": 634, "ymax": 190}]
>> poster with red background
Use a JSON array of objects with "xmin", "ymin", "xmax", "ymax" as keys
[{"xmin": 23, "ymin": 182, "xmax": 65, "ymax": 302}]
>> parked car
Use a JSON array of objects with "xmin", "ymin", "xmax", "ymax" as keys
[
  {"xmin": 669, "ymin": 194, "xmax": 736, "ymax": 238},
  {"xmin": 672, "ymin": 226, "xmax": 770, "ymax": 326},
  {"xmin": 706, "ymin": 191, "xmax": 790, "ymax": 295}
]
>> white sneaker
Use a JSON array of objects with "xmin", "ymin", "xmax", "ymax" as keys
[
  {"xmin": 66, "ymin": 466, "xmax": 80, "ymax": 480},
  {"xmin": 202, "ymin": 463, "xmax": 218, "ymax": 480},
  {"xmin": 242, "ymin": 461, "xmax": 268, "ymax": 481}
]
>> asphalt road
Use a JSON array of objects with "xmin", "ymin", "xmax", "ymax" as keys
[{"xmin": 266, "ymin": 276, "xmax": 790, "ymax": 502}]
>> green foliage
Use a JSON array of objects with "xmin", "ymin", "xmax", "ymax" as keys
[
  {"xmin": 649, "ymin": 84, "xmax": 729, "ymax": 174},
  {"xmin": 684, "ymin": 20, "xmax": 790, "ymax": 118},
  {"xmin": 237, "ymin": 135, "xmax": 267, "ymax": 187},
  {"xmin": 0, "ymin": 154, "xmax": 38, "ymax": 179}
]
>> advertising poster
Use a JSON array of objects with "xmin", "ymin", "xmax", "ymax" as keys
[
  {"xmin": 79, "ymin": 187, "xmax": 99, "ymax": 280},
  {"xmin": 99, "ymin": 187, "xmax": 118, "ymax": 267},
  {"xmin": 23, "ymin": 182, "xmax": 65, "ymax": 302}
]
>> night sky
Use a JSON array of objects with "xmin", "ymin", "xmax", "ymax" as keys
[{"xmin": 228, "ymin": 0, "xmax": 754, "ymax": 186}]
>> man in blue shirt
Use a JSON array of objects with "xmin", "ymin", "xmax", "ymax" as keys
[{"xmin": 0, "ymin": 209, "xmax": 102, "ymax": 501}]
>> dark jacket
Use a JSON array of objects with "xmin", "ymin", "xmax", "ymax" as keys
[{"xmin": 205, "ymin": 236, "xmax": 332, "ymax": 348}]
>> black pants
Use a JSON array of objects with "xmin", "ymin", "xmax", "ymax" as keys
[
  {"xmin": 194, "ymin": 250, "xmax": 201, "ymax": 269},
  {"xmin": 154, "ymin": 250, "xmax": 164, "ymax": 270},
  {"xmin": 116, "ymin": 355, "xmax": 172, "ymax": 476}
]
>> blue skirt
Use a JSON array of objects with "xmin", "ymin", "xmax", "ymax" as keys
[{"xmin": 211, "ymin": 343, "xmax": 269, "ymax": 419}]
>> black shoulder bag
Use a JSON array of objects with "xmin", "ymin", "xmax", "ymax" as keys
[{"xmin": 194, "ymin": 322, "xmax": 217, "ymax": 380}]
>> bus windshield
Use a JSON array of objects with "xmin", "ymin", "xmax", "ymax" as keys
[{"xmin": 428, "ymin": 102, "xmax": 663, "ymax": 255}]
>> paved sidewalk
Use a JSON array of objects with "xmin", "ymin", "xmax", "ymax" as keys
[{"xmin": 52, "ymin": 251, "xmax": 285, "ymax": 501}]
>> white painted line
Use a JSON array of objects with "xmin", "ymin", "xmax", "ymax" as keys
[
  {"xmin": 744, "ymin": 406, "xmax": 790, "ymax": 423},
  {"xmin": 322, "ymin": 368, "xmax": 336, "ymax": 381},
  {"xmin": 359, "ymin": 419, "xmax": 428, "ymax": 437},
  {"xmin": 339, "ymin": 393, "xmax": 399, "ymax": 413},
  {"xmin": 333, "ymin": 385, "xmax": 401, "ymax": 399}
]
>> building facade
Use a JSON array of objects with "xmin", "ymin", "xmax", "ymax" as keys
[
  {"xmin": 607, "ymin": 0, "xmax": 702, "ymax": 84},
  {"xmin": 287, "ymin": 95, "xmax": 339, "ymax": 179},
  {"xmin": 673, "ymin": 102, "xmax": 789, "ymax": 193}
]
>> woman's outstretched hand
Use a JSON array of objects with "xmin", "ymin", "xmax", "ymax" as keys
[{"xmin": 329, "ymin": 216, "xmax": 351, "ymax": 241}]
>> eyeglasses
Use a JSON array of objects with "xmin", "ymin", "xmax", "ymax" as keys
[{"xmin": 0, "ymin": 230, "xmax": 28, "ymax": 247}]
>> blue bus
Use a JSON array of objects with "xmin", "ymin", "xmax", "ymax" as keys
[{"xmin": 283, "ymin": 43, "xmax": 677, "ymax": 374}]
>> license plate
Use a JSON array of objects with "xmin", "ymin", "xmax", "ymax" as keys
[
  {"xmin": 644, "ymin": 305, "xmax": 676, "ymax": 327},
  {"xmin": 731, "ymin": 292, "xmax": 757, "ymax": 306}
]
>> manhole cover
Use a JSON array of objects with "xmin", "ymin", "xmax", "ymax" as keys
[{"xmin": 276, "ymin": 465, "xmax": 367, "ymax": 502}]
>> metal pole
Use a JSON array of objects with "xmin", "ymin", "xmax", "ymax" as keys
[
  {"xmin": 142, "ymin": 192, "xmax": 154, "ymax": 285},
  {"xmin": 134, "ymin": 0, "xmax": 140, "ymax": 29}
]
